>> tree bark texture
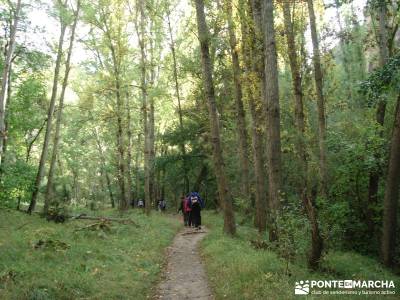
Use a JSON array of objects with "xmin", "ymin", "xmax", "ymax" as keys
[{"xmin": 194, "ymin": 0, "xmax": 236, "ymax": 235}]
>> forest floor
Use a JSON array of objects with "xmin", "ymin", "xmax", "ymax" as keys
[
  {"xmin": 154, "ymin": 226, "xmax": 213, "ymax": 300},
  {"xmin": 1, "ymin": 208, "xmax": 399, "ymax": 299},
  {"xmin": 0, "ymin": 207, "xmax": 181, "ymax": 299}
]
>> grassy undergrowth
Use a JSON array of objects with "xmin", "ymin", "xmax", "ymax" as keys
[
  {"xmin": 200, "ymin": 211, "xmax": 400, "ymax": 300},
  {"xmin": 0, "ymin": 208, "xmax": 180, "ymax": 299}
]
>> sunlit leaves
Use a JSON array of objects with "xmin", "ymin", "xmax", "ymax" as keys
[{"xmin": 360, "ymin": 54, "xmax": 400, "ymax": 105}]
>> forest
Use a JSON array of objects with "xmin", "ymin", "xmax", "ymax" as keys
[{"xmin": 0, "ymin": 0, "xmax": 400, "ymax": 299}]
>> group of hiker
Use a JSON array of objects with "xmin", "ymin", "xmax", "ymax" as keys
[
  {"xmin": 133, "ymin": 199, "xmax": 166, "ymax": 212},
  {"xmin": 178, "ymin": 192, "xmax": 204, "ymax": 230},
  {"xmin": 132, "ymin": 192, "xmax": 205, "ymax": 230}
]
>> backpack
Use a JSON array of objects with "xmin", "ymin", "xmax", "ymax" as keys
[{"xmin": 183, "ymin": 198, "xmax": 191, "ymax": 213}]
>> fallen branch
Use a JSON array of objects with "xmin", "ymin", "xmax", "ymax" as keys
[
  {"xmin": 33, "ymin": 239, "xmax": 70, "ymax": 250},
  {"xmin": 70, "ymin": 214, "xmax": 139, "ymax": 226},
  {"xmin": 16, "ymin": 222, "xmax": 29, "ymax": 230},
  {"xmin": 74, "ymin": 220, "xmax": 112, "ymax": 233}
]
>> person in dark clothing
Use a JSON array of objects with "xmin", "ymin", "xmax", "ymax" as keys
[
  {"xmin": 186, "ymin": 192, "xmax": 204, "ymax": 229},
  {"xmin": 158, "ymin": 199, "xmax": 166, "ymax": 212},
  {"xmin": 190, "ymin": 196, "xmax": 202, "ymax": 230}
]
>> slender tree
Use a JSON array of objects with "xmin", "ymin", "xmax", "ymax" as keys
[
  {"xmin": 148, "ymin": 12, "xmax": 158, "ymax": 209},
  {"xmin": 366, "ymin": 0, "xmax": 390, "ymax": 236},
  {"xmin": 28, "ymin": 0, "xmax": 68, "ymax": 214},
  {"xmin": 94, "ymin": 129, "xmax": 115, "ymax": 208},
  {"xmin": 100, "ymin": 2, "xmax": 130, "ymax": 211},
  {"xmin": 0, "ymin": 0, "xmax": 22, "ymax": 166},
  {"xmin": 261, "ymin": 0, "xmax": 282, "ymax": 241},
  {"xmin": 166, "ymin": 8, "xmax": 189, "ymax": 194},
  {"xmin": 0, "ymin": 59, "xmax": 15, "ymax": 172},
  {"xmin": 135, "ymin": 133, "xmax": 142, "ymax": 202},
  {"xmin": 283, "ymin": 0, "xmax": 323, "ymax": 269},
  {"xmin": 126, "ymin": 93, "xmax": 134, "ymax": 204},
  {"xmin": 239, "ymin": 0, "xmax": 267, "ymax": 232},
  {"xmin": 194, "ymin": 0, "xmax": 236, "ymax": 235},
  {"xmin": 307, "ymin": 0, "xmax": 328, "ymax": 199},
  {"xmin": 381, "ymin": 93, "xmax": 400, "ymax": 267},
  {"xmin": 223, "ymin": 0, "xmax": 250, "ymax": 199},
  {"xmin": 136, "ymin": 0, "xmax": 151, "ymax": 214},
  {"xmin": 44, "ymin": 0, "xmax": 81, "ymax": 215}
]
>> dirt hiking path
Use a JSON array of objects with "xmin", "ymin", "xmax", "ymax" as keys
[{"xmin": 155, "ymin": 227, "xmax": 214, "ymax": 300}]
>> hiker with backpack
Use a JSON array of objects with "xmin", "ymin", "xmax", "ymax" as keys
[
  {"xmin": 188, "ymin": 192, "xmax": 204, "ymax": 230},
  {"xmin": 178, "ymin": 196, "xmax": 191, "ymax": 226}
]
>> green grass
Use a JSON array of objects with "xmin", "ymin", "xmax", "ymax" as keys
[
  {"xmin": 0, "ymin": 208, "xmax": 180, "ymax": 299},
  {"xmin": 200, "ymin": 211, "xmax": 400, "ymax": 300}
]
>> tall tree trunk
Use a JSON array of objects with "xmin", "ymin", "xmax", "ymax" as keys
[
  {"xmin": 149, "ymin": 90, "xmax": 155, "ymax": 208},
  {"xmin": 223, "ymin": 0, "xmax": 250, "ymax": 199},
  {"xmin": 101, "ymin": 7, "xmax": 129, "ymax": 211},
  {"xmin": 367, "ymin": 0, "xmax": 389, "ymax": 237},
  {"xmin": 239, "ymin": 0, "xmax": 267, "ymax": 233},
  {"xmin": 28, "ymin": 2, "xmax": 67, "ymax": 214},
  {"xmin": 135, "ymin": 133, "xmax": 142, "ymax": 202},
  {"xmin": 262, "ymin": 0, "xmax": 282, "ymax": 241},
  {"xmin": 137, "ymin": 0, "xmax": 151, "ymax": 215},
  {"xmin": 104, "ymin": 166, "xmax": 115, "ymax": 208},
  {"xmin": 18, "ymin": 119, "xmax": 45, "ymax": 211},
  {"xmin": 25, "ymin": 119, "xmax": 46, "ymax": 163},
  {"xmin": 126, "ymin": 93, "xmax": 134, "ymax": 205},
  {"xmin": 251, "ymin": 0, "xmax": 270, "ymax": 232},
  {"xmin": 159, "ymin": 146, "xmax": 167, "ymax": 200},
  {"xmin": 381, "ymin": 93, "xmax": 400, "ymax": 267},
  {"xmin": 307, "ymin": 0, "xmax": 328, "ymax": 199},
  {"xmin": 115, "ymin": 74, "xmax": 129, "ymax": 211},
  {"xmin": 194, "ymin": 0, "xmax": 236, "ymax": 235},
  {"xmin": 72, "ymin": 169, "xmax": 79, "ymax": 202},
  {"xmin": 283, "ymin": 0, "xmax": 323, "ymax": 269},
  {"xmin": 148, "ymin": 26, "xmax": 156, "ymax": 209},
  {"xmin": 0, "ymin": 63, "xmax": 13, "ymax": 176},
  {"xmin": 377, "ymin": 1, "xmax": 389, "ymax": 69},
  {"xmin": 94, "ymin": 129, "xmax": 115, "ymax": 208},
  {"xmin": 44, "ymin": 0, "xmax": 80, "ymax": 215},
  {"xmin": 56, "ymin": 158, "xmax": 69, "ymax": 202},
  {"xmin": 0, "ymin": 0, "xmax": 21, "ymax": 166},
  {"xmin": 282, "ymin": 1, "xmax": 306, "ymax": 185},
  {"xmin": 166, "ymin": 10, "xmax": 189, "ymax": 194}
]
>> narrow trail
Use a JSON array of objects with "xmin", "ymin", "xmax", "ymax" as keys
[{"xmin": 155, "ymin": 226, "xmax": 214, "ymax": 300}]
